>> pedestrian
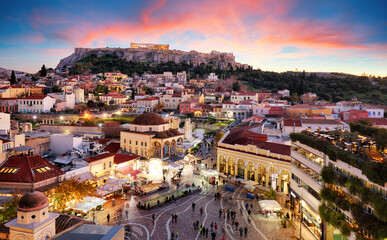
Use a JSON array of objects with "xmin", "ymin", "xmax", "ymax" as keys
[
  {"xmin": 244, "ymin": 226, "xmax": 248, "ymax": 237},
  {"xmin": 239, "ymin": 227, "xmax": 243, "ymax": 237},
  {"xmin": 219, "ymin": 208, "xmax": 222, "ymax": 218},
  {"xmin": 211, "ymin": 231, "xmax": 216, "ymax": 240},
  {"xmin": 200, "ymin": 225, "xmax": 203, "ymax": 233},
  {"xmin": 192, "ymin": 202, "xmax": 196, "ymax": 211},
  {"xmin": 152, "ymin": 214, "xmax": 155, "ymax": 223},
  {"xmin": 210, "ymin": 222, "xmax": 214, "ymax": 232},
  {"xmin": 107, "ymin": 214, "xmax": 110, "ymax": 224},
  {"xmin": 175, "ymin": 231, "xmax": 179, "ymax": 240},
  {"xmin": 171, "ymin": 232, "xmax": 174, "ymax": 240},
  {"xmin": 205, "ymin": 228, "xmax": 208, "ymax": 238},
  {"xmin": 125, "ymin": 210, "xmax": 128, "ymax": 219},
  {"xmin": 215, "ymin": 223, "xmax": 218, "ymax": 231},
  {"xmin": 250, "ymin": 203, "xmax": 253, "ymax": 209},
  {"xmin": 171, "ymin": 214, "xmax": 174, "ymax": 223},
  {"xmin": 200, "ymin": 207, "xmax": 203, "ymax": 216},
  {"xmin": 147, "ymin": 203, "xmax": 150, "ymax": 210},
  {"xmin": 193, "ymin": 222, "xmax": 196, "ymax": 231},
  {"xmin": 248, "ymin": 209, "xmax": 251, "ymax": 215},
  {"xmin": 175, "ymin": 214, "xmax": 178, "ymax": 222},
  {"xmin": 235, "ymin": 220, "xmax": 239, "ymax": 230},
  {"xmin": 245, "ymin": 203, "xmax": 248, "ymax": 209}
]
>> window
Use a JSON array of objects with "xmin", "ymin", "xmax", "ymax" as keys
[
  {"xmin": 136, "ymin": 141, "xmax": 138, "ymax": 145},
  {"xmin": 103, "ymin": 163, "xmax": 106, "ymax": 170},
  {"xmin": 129, "ymin": 140, "xmax": 131, "ymax": 144},
  {"xmin": 145, "ymin": 143, "xmax": 147, "ymax": 147},
  {"xmin": 109, "ymin": 161, "xmax": 112, "ymax": 168},
  {"xmin": 31, "ymin": 215, "xmax": 36, "ymax": 220},
  {"xmin": 124, "ymin": 139, "xmax": 126, "ymax": 144},
  {"xmin": 141, "ymin": 142, "xmax": 143, "ymax": 146}
]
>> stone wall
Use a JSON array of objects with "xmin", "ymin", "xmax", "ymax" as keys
[
  {"xmin": 13, "ymin": 113, "xmax": 81, "ymax": 123},
  {"xmin": 39, "ymin": 124, "xmax": 102, "ymax": 134}
]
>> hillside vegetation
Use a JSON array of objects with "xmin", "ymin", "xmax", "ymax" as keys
[{"xmin": 70, "ymin": 54, "xmax": 387, "ymax": 105}]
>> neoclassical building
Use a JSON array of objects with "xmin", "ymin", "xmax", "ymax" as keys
[
  {"xmin": 217, "ymin": 124, "xmax": 291, "ymax": 193},
  {"xmin": 120, "ymin": 113, "xmax": 184, "ymax": 159}
]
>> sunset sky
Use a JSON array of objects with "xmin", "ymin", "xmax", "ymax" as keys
[{"xmin": 0, "ymin": 0, "xmax": 386, "ymax": 76}]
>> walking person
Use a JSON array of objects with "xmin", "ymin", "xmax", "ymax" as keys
[
  {"xmin": 175, "ymin": 231, "xmax": 179, "ymax": 240},
  {"xmin": 125, "ymin": 210, "xmax": 128, "ymax": 219},
  {"xmin": 244, "ymin": 226, "xmax": 248, "ymax": 237},
  {"xmin": 205, "ymin": 227, "xmax": 208, "ymax": 238},
  {"xmin": 219, "ymin": 208, "xmax": 222, "ymax": 218},
  {"xmin": 200, "ymin": 207, "xmax": 203, "ymax": 216},
  {"xmin": 239, "ymin": 227, "xmax": 243, "ymax": 237},
  {"xmin": 215, "ymin": 223, "xmax": 218, "ymax": 232},
  {"xmin": 211, "ymin": 231, "xmax": 216, "ymax": 240},
  {"xmin": 235, "ymin": 220, "xmax": 239, "ymax": 230},
  {"xmin": 171, "ymin": 214, "xmax": 174, "ymax": 223},
  {"xmin": 106, "ymin": 214, "xmax": 110, "ymax": 224},
  {"xmin": 152, "ymin": 214, "xmax": 155, "ymax": 224},
  {"xmin": 192, "ymin": 202, "xmax": 196, "ymax": 211}
]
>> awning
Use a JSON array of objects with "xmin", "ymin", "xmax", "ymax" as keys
[
  {"xmin": 54, "ymin": 158, "xmax": 72, "ymax": 165},
  {"xmin": 117, "ymin": 165, "xmax": 141, "ymax": 176},
  {"xmin": 258, "ymin": 200, "xmax": 282, "ymax": 212},
  {"xmin": 169, "ymin": 162, "xmax": 181, "ymax": 168},
  {"xmin": 72, "ymin": 197, "xmax": 106, "ymax": 212},
  {"xmin": 96, "ymin": 184, "xmax": 122, "ymax": 196},
  {"xmin": 9, "ymin": 146, "xmax": 34, "ymax": 152},
  {"xmin": 106, "ymin": 178, "xmax": 128, "ymax": 186}
]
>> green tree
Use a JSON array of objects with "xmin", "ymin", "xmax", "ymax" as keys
[
  {"xmin": 40, "ymin": 64, "xmax": 47, "ymax": 77},
  {"xmin": 49, "ymin": 178, "xmax": 96, "ymax": 211},
  {"xmin": 264, "ymin": 188, "xmax": 277, "ymax": 200},
  {"xmin": 10, "ymin": 70, "xmax": 17, "ymax": 84},
  {"xmin": 52, "ymin": 85, "xmax": 63, "ymax": 93},
  {"xmin": 232, "ymin": 81, "xmax": 240, "ymax": 91},
  {"xmin": 0, "ymin": 196, "xmax": 20, "ymax": 224}
]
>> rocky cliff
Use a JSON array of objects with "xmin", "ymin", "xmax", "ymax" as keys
[{"xmin": 56, "ymin": 47, "xmax": 249, "ymax": 70}]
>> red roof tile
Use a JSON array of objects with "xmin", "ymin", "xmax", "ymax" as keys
[
  {"xmin": 104, "ymin": 142, "xmax": 120, "ymax": 153},
  {"xmin": 0, "ymin": 155, "xmax": 64, "ymax": 183},
  {"xmin": 112, "ymin": 154, "xmax": 138, "ymax": 165}
]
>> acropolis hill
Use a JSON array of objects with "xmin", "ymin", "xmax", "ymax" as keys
[{"xmin": 56, "ymin": 43, "xmax": 250, "ymax": 70}]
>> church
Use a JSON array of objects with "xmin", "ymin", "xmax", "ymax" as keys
[{"xmin": 120, "ymin": 113, "xmax": 184, "ymax": 159}]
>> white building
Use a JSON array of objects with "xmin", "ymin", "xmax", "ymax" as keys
[
  {"xmin": 0, "ymin": 113, "xmax": 10, "ymax": 135},
  {"xmin": 18, "ymin": 95, "xmax": 56, "ymax": 113},
  {"xmin": 230, "ymin": 92, "xmax": 258, "ymax": 104},
  {"xmin": 50, "ymin": 134, "xmax": 83, "ymax": 156},
  {"xmin": 278, "ymin": 89, "xmax": 290, "ymax": 97},
  {"xmin": 73, "ymin": 87, "xmax": 85, "ymax": 103},
  {"xmin": 364, "ymin": 105, "xmax": 384, "ymax": 118},
  {"xmin": 207, "ymin": 73, "xmax": 218, "ymax": 82},
  {"xmin": 222, "ymin": 101, "xmax": 251, "ymax": 120},
  {"xmin": 290, "ymin": 141, "xmax": 324, "ymax": 239},
  {"xmin": 48, "ymin": 92, "xmax": 75, "ymax": 109}
]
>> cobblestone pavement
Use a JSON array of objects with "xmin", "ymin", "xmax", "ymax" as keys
[{"xmin": 95, "ymin": 178, "xmax": 317, "ymax": 240}]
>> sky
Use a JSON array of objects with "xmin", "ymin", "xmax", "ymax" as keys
[{"xmin": 0, "ymin": 0, "xmax": 386, "ymax": 76}]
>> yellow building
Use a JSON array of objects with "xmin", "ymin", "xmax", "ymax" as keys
[
  {"xmin": 120, "ymin": 113, "xmax": 184, "ymax": 159},
  {"xmin": 285, "ymin": 104, "xmax": 332, "ymax": 118},
  {"xmin": 217, "ymin": 124, "xmax": 291, "ymax": 193},
  {"xmin": 0, "ymin": 85, "xmax": 27, "ymax": 98},
  {"xmin": 104, "ymin": 72, "xmax": 128, "ymax": 82}
]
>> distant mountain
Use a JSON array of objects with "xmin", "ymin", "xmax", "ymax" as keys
[{"xmin": 56, "ymin": 47, "xmax": 250, "ymax": 70}]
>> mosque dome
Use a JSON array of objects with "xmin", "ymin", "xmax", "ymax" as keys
[
  {"xmin": 131, "ymin": 112, "xmax": 167, "ymax": 125},
  {"xmin": 18, "ymin": 191, "xmax": 49, "ymax": 212}
]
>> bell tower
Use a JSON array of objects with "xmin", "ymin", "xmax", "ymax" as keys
[{"xmin": 5, "ymin": 191, "xmax": 59, "ymax": 240}]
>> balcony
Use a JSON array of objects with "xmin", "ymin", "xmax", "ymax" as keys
[{"xmin": 291, "ymin": 150, "xmax": 323, "ymax": 174}]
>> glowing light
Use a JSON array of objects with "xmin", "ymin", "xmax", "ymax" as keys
[
  {"xmin": 103, "ymin": 113, "xmax": 107, "ymax": 118},
  {"xmin": 60, "ymin": 116, "xmax": 64, "ymax": 120},
  {"xmin": 98, "ymin": 123, "xmax": 102, "ymax": 127},
  {"xmin": 115, "ymin": 111, "xmax": 122, "ymax": 115},
  {"xmin": 33, "ymin": 115, "xmax": 37, "ymax": 119},
  {"xmin": 84, "ymin": 113, "xmax": 89, "ymax": 118}
]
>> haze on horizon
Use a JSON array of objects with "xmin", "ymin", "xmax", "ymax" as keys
[{"xmin": 0, "ymin": 0, "xmax": 386, "ymax": 76}]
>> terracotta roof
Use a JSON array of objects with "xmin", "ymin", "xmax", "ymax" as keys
[
  {"xmin": 20, "ymin": 95, "xmax": 54, "ymax": 100},
  {"xmin": 56, "ymin": 213, "xmax": 95, "ymax": 234},
  {"xmin": 83, "ymin": 152, "xmax": 113, "ymax": 163},
  {"xmin": 139, "ymin": 97, "xmax": 159, "ymax": 101},
  {"xmin": 0, "ymin": 98, "xmax": 18, "ymax": 101},
  {"xmin": 104, "ymin": 142, "xmax": 120, "ymax": 153},
  {"xmin": 131, "ymin": 112, "xmax": 167, "ymax": 125},
  {"xmin": 91, "ymin": 138, "xmax": 111, "ymax": 145},
  {"xmin": 112, "ymin": 154, "xmax": 138, "ymax": 165},
  {"xmin": 222, "ymin": 127, "xmax": 291, "ymax": 156},
  {"xmin": 301, "ymin": 119, "xmax": 344, "ymax": 125},
  {"xmin": 0, "ymin": 155, "xmax": 64, "ymax": 183},
  {"xmin": 283, "ymin": 118, "xmax": 302, "ymax": 127}
]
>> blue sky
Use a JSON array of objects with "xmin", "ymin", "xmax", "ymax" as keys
[{"xmin": 0, "ymin": 0, "xmax": 386, "ymax": 76}]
